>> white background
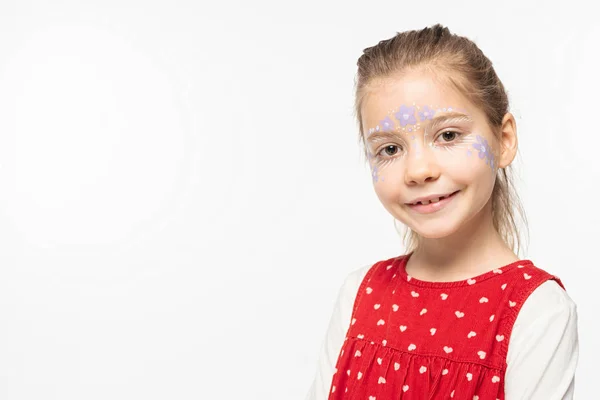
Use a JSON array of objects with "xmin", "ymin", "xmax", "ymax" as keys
[{"xmin": 0, "ymin": 1, "xmax": 596, "ymax": 399}]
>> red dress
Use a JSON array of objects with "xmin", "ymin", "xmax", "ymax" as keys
[{"xmin": 327, "ymin": 253, "xmax": 564, "ymax": 399}]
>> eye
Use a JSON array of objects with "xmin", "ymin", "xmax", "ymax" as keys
[
  {"xmin": 377, "ymin": 144, "xmax": 402, "ymax": 158},
  {"xmin": 437, "ymin": 130, "xmax": 460, "ymax": 142}
]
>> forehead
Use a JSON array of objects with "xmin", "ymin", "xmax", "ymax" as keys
[{"xmin": 361, "ymin": 70, "xmax": 474, "ymax": 126}]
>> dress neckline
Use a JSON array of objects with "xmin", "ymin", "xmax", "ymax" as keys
[{"xmin": 394, "ymin": 252, "xmax": 534, "ymax": 288}]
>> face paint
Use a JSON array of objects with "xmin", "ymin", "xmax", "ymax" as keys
[
  {"xmin": 359, "ymin": 70, "xmax": 502, "ymax": 240},
  {"xmin": 365, "ymin": 104, "xmax": 496, "ymax": 180},
  {"xmin": 472, "ymin": 135, "xmax": 496, "ymax": 170}
]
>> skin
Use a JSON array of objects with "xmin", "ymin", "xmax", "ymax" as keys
[{"xmin": 361, "ymin": 68, "xmax": 520, "ymax": 282}]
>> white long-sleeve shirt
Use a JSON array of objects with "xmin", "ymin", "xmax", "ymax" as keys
[{"xmin": 306, "ymin": 263, "xmax": 579, "ymax": 400}]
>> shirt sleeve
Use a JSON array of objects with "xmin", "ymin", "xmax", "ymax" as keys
[
  {"xmin": 305, "ymin": 265, "xmax": 371, "ymax": 400},
  {"xmin": 505, "ymin": 279, "xmax": 579, "ymax": 400}
]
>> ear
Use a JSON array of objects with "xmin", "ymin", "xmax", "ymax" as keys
[{"xmin": 496, "ymin": 112, "xmax": 518, "ymax": 169}]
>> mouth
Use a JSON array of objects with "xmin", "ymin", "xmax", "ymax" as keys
[{"xmin": 406, "ymin": 190, "xmax": 460, "ymax": 214}]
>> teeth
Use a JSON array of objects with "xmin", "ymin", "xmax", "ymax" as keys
[{"xmin": 412, "ymin": 193, "xmax": 454, "ymax": 205}]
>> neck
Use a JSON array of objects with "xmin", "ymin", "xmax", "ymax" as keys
[{"xmin": 407, "ymin": 198, "xmax": 519, "ymax": 281}]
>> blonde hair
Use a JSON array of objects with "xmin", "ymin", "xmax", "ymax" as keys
[{"xmin": 354, "ymin": 24, "xmax": 528, "ymax": 256}]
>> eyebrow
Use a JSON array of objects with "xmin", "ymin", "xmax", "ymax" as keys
[{"xmin": 366, "ymin": 111, "xmax": 474, "ymax": 143}]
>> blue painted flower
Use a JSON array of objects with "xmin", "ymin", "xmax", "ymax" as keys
[
  {"xmin": 419, "ymin": 105, "xmax": 436, "ymax": 121},
  {"xmin": 472, "ymin": 135, "xmax": 495, "ymax": 168},
  {"xmin": 394, "ymin": 105, "xmax": 417, "ymax": 127},
  {"xmin": 371, "ymin": 165, "xmax": 379, "ymax": 183},
  {"xmin": 379, "ymin": 116, "xmax": 395, "ymax": 131}
]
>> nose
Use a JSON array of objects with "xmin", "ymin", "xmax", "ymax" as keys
[{"xmin": 404, "ymin": 147, "xmax": 441, "ymax": 185}]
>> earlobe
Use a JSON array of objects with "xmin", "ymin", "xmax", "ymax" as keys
[{"xmin": 497, "ymin": 112, "xmax": 518, "ymax": 169}]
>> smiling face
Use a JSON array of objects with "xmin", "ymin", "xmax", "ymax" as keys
[{"xmin": 361, "ymin": 69, "xmax": 502, "ymax": 239}]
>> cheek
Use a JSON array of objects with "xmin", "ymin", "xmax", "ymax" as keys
[
  {"xmin": 445, "ymin": 153, "xmax": 496, "ymax": 191},
  {"xmin": 371, "ymin": 163, "xmax": 404, "ymax": 198}
]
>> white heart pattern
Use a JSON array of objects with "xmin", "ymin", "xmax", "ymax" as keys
[
  {"xmin": 408, "ymin": 343, "xmax": 416, "ymax": 351},
  {"xmin": 407, "ymin": 275, "xmax": 412, "ymax": 282},
  {"xmin": 357, "ymin": 334, "xmax": 364, "ymax": 339},
  {"xmin": 386, "ymin": 264, "xmax": 393, "ymax": 270},
  {"xmin": 440, "ymin": 293, "xmax": 448, "ymax": 300},
  {"xmin": 496, "ymin": 335, "xmax": 504, "ymax": 342},
  {"xmin": 374, "ymin": 303, "xmax": 381, "ymax": 310},
  {"xmin": 466, "ymin": 372, "xmax": 473, "ymax": 381},
  {"xmin": 493, "ymin": 268, "xmax": 503, "ymax": 274},
  {"xmin": 474, "ymin": 396, "xmax": 479, "ymax": 400},
  {"xmin": 455, "ymin": 311, "xmax": 465, "ymax": 318},
  {"xmin": 509, "ymin": 301, "xmax": 516, "ymax": 307},
  {"xmin": 378, "ymin": 376, "xmax": 386, "ymax": 384},
  {"xmin": 420, "ymin": 308, "xmax": 427, "ymax": 315},
  {"xmin": 377, "ymin": 357, "xmax": 382, "ymax": 365},
  {"xmin": 377, "ymin": 319, "xmax": 385, "ymax": 326},
  {"xmin": 382, "ymin": 339, "xmax": 387, "ymax": 346},
  {"xmin": 355, "ymin": 350, "xmax": 362, "ymax": 357},
  {"xmin": 501, "ymin": 283, "xmax": 507, "ymax": 290},
  {"xmin": 358, "ymin": 371, "xmax": 363, "ymax": 379},
  {"xmin": 331, "ymin": 386, "xmax": 335, "ymax": 393},
  {"xmin": 400, "ymin": 325, "xmax": 407, "ymax": 332},
  {"xmin": 479, "ymin": 297, "xmax": 489, "ymax": 303},
  {"xmin": 467, "ymin": 278, "xmax": 476, "ymax": 285},
  {"xmin": 351, "ymin": 318, "xmax": 356, "ymax": 325},
  {"xmin": 444, "ymin": 346, "xmax": 453, "ymax": 353},
  {"xmin": 442, "ymin": 369, "xmax": 449, "ymax": 375},
  {"xmin": 366, "ymin": 287, "xmax": 373, "ymax": 294},
  {"xmin": 478, "ymin": 351, "xmax": 486, "ymax": 359},
  {"xmin": 394, "ymin": 362, "xmax": 400, "ymax": 371},
  {"xmin": 518, "ymin": 264, "xmax": 525, "ymax": 268},
  {"xmin": 492, "ymin": 376, "xmax": 500, "ymax": 383},
  {"xmin": 430, "ymin": 328, "xmax": 437, "ymax": 335},
  {"xmin": 419, "ymin": 366, "xmax": 427, "ymax": 374},
  {"xmin": 402, "ymin": 385, "xmax": 409, "ymax": 392},
  {"xmin": 392, "ymin": 304, "xmax": 399, "ymax": 312},
  {"xmin": 524, "ymin": 273, "xmax": 531, "ymax": 280},
  {"xmin": 468, "ymin": 331, "xmax": 476, "ymax": 338},
  {"xmin": 490, "ymin": 314, "xmax": 495, "ymax": 322},
  {"xmin": 347, "ymin": 369, "xmax": 351, "ymax": 376},
  {"xmin": 411, "ymin": 291, "xmax": 419, "ymax": 297},
  {"xmin": 369, "ymin": 396, "xmax": 375, "ymax": 400}
]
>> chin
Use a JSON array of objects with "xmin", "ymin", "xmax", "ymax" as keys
[{"xmin": 409, "ymin": 221, "xmax": 462, "ymax": 239}]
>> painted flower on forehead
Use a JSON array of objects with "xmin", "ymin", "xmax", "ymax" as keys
[
  {"xmin": 379, "ymin": 116, "xmax": 395, "ymax": 131},
  {"xmin": 419, "ymin": 105, "xmax": 436, "ymax": 121},
  {"xmin": 472, "ymin": 135, "xmax": 495, "ymax": 168},
  {"xmin": 394, "ymin": 105, "xmax": 417, "ymax": 127}
]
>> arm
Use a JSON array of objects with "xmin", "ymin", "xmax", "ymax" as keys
[
  {"xmin": 305, "ymin": 265, "xmax": 370, "ymax": 400},
  {"xmin": 505, "ymin": 280, "xmax": 579, "ymax": 399}
]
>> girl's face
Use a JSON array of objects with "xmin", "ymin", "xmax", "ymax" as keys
[{"xmin": 361, "ymin": 70, "xmax": 504, "ymax": 239}]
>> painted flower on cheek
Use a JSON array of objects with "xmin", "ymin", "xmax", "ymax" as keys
[
  {"xmin": 371, "ymin": 165, "xmax": 380, "ymax": 183},
  {"xmin": 472, "ymin": 135, "xmax": 495, "ymax": 169},
  {"xmin": 379, "ymin": 116, "xmax": 395, "ymax": 132},
  {"xmin": 366, "ymin": 151, "xmax": 379, "ymax": 182},
  {"xmin": 395, "ymin": 105, "xmax": 417, "ymax": 127},
  {"xmin": 418, "ymin": 105, "xmax": 436, "ymax": 121}
]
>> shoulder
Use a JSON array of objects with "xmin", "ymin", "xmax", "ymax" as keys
[
  {"xmin": 517, "ymin": 279, "xmax": 577, "ymax": 326},
  {"xmin": 337, "ymin": 263, "xmax": 372, "ymax": 302},
  {"xmin": 339, "ymin": 255, "xmax": 402, "ymax": 293}
]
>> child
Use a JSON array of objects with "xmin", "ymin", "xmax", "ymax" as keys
[{"xmin": 305, "ymin": 24, "xmax": 579, "ymax": 399}]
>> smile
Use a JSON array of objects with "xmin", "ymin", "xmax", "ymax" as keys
[{"xmin": 406, "ymin": 190, "xmax": 460, "ymax": 214}]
